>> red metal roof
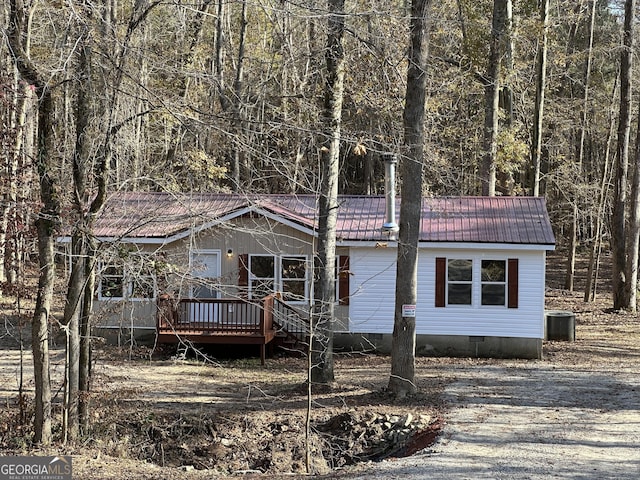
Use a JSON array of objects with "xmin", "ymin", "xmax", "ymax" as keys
[{"xmin": 88, "ymin": 192, "xmax": 555, "ymax": 245}]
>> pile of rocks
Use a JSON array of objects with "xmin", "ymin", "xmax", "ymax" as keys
[{"xmin": 316, "ymin": 410, "xmax": 441, "ymax": 466}]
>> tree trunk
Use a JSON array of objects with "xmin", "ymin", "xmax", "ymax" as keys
[
  {"xmin": 79, "ymin": 238, "xmax": 96, "ymax": 430},
  {"xmin": 311, "ymin": 0, "xmax": 346, "ymax": 385},
  {"xmin": 565, "ymin": 0, "xmax": 596, "ymax": 292},
  {"xmin": 612, "ymin": 0, "xmax": 635, "ymax": 309},
  {"xmin": 388, "ymin": 0, "xmax": 431, "ymax": 399},
  {"xmin": 626, "ymin": 95, "xmax": 640, "ymax": 312},
  {"xmin": 497, "ymin": 0, "xmax": 515, "ymax": 194},
  {"xmin": 8, "ymin": 0, "xmax": 60, "ymax": 446},
  {"xmin": 62, "ymin": 232, "xmax": 85, "ymax": 442},
  {"xmin": 481, "ymin": 0, "xmax": 506, "ymax": 196},
  {"xmin": 30, "ymin": 88, "xmax": 58, "ymax": 447},
  {"xmin": 61, "ymin": 22, "xmax": 93, "ymax": 442},
  {"xmin": 32, "ymin": 211, "xmax": 55, "ymax": 446},
  {"xmin": 229, "ymin": 0, "xmax": 248, "ymax": 191},
  {"xmin": 585, "ymin": 78, "xmax": 617, "ymax": 302},
  {"xmin": 532, "ymin": 0, "xmax": 549, "ymax": 197},
  {"xmin": 2, "ymin": 24, "xmax": 32, "ymax": 288}
]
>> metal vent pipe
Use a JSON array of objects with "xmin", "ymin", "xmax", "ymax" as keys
[{"xmin": 382, "ymin": 153, "xmax": 399, "ymax": 236}]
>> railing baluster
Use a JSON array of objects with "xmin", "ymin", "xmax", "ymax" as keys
[{"xmin": 158, "ymin": 297, "xmax": 296, "ymax": 338}]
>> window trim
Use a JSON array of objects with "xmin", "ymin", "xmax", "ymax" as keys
[
  {"xmin": 248, "ymin": 254, "xmax": 277, "ymax": 300},
  {"xmin": 189, "ymin": 249, "xmax": 222, "ymax": 299},
  {"xmin": 280, "ymin": 255, "xmax": 308, "ymax": 303},
  {"xmin": 435, "ymin": 256, "xmax": 519, "ymax": 309},
  {"xmin": 247, "ymin": 253, "xmax": 310, "ymax": 304},
  {"xmin": 446, "ymin": 258, "xmax": 473, "ymax": 307},
  {"xmin": 99, "ymin": 265, "xmax": 126, "ymax": 300},
  {"xmin": 480, "ymin": 259, "xmax": 507, "ymax": 307},
  {"xmin": 98, "ymin": 259, "xmax": 157, "ymax": 302}
]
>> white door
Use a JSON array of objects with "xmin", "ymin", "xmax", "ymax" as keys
[{"xmin": 189, "ymin": 252, "xmax": 220, "ymax": 323}]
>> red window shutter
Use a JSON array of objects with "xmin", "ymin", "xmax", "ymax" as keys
[
  {"xmin": 435, "ymin": 257, "xmax": 446, "ymax": 307},
  {"xmin": 508, "ymin": 258, "xmax": 519, "ymax": 308},
  {"xmin": 238, "ymin": 254, "xmax": 249, "ymax": 289},
  {"xmin": 338, "ymin": 255, "xmax": 350, "ymax": 306}
]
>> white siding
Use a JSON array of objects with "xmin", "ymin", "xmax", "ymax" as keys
[
  {"xmin": 349, "ymin": 248, "xmax": 398, "ymax": 333},
  {"xmin": 349, "ymin": 247, "xmax": 546, "ymax": 338}
]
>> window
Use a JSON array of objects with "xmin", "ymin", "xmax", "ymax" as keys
[
  {"xmin": 435, "ymin": 257, "xmax": 519, "ymax": 309},
  {"xmin": 282, "ymin": 256, "xmax": 307, "ymax": 301},
  {"xmin": 247, "ymin": 254, "xmax": 309, "ymax": 302},
  {"xmin": 100, "ymin": 265, "xmax": 125, "ymax": 299},
  {"xmin": 249, "ymin": 255, "xmax": 276, "ymax": 299},
  {"xmin": 99, "ymin": 259, "xmax": 156, "ymax": 301},
  {"xmin": 447, "ymin": 259, "xmax": 472, "ymax": 305},
  {"xmin": 481, "ymin": 260, "xmax": 506, "ymax": 306}
]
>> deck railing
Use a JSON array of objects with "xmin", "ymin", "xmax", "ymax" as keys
[
  {"xmin": 271, "ymin": 297, "xmax": 308, "ymax": 341},
  {"xmin": 156, "ymin": 293, "xmax": 309, "ymax": 344},
  {"xmin": 157, "ymin": 296, "xmax": 273, "ymax": 337}
]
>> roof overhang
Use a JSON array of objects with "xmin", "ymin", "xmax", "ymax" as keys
[
  {"xmin": 57, "ymin": 204, "xmax": 317, "ymax": 245},
  {"xmin": 338, "ymin": 240, "xmax": 556, "ymax": 251}
]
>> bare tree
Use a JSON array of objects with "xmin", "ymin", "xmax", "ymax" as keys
[
  {"xmin": 612, "ymin": 0, "xmax": 635, "ymax": 309},
  {"xmin": 585, "ymin": 77, "xmax": 618, "ymax": 302},
  {"xmin": 0, "ymin": 73, "xmax": 24, "ymax": 288},
  {"xmin": 7, "ymin": 0, "xmax": 59, "ymax": 445},
  {"xmin": 481, "ymin": 0, "xmax": 507, "ymax": 196},
  {"xmin": 62, "ymin": 0, "xmax": 161, "ymax": 440},
  {"xmin": 627, "ymin": 79, "xmax": 640, "ymax": 312},
  {"xmin": 388, "ymin": 0, "xmax": 431, "ymax": 398},
  {"xmin": 311, "ymin": 0, "xmax": 346, "ymax": 385},
  {"xmin": 565, "ymin": 0, "xmax": 596, "ymax": 292},
  {"xmin": 532, "ymin": 0, "xmax": 550, "ymax": 197}
]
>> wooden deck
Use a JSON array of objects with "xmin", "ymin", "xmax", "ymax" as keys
[{"xmin": 156, "ymin": 294, "xmax": 307, "ymax": 364}]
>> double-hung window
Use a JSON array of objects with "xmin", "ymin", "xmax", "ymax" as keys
[
  {"xmin": 247, "ymin": 254, "xmax": 309, "ymax": 303},
  {"xmin": 436, "ymin": 257, "xmax": 518, "ymax": 308},
  {"xmin": 281, "ymin": 256, "xmax": 307, "ymax": 302},
  {"xmin": 99, "ymin": 258, "xmax": 157, "ymax": 301},
  {"xmin": 249, "ymin": 255, "xmax": 276, "ymax": 299},
  {"xmin": 447, "ymin": 259, "xmax": 473, "ymax": 305},
  {"xmin": 100, "ymin": 265, "xmax": 126, "ymax": 299},
  {"xmin": 481, "ymin": 260, "xmax": 506, "ymax": 306}
]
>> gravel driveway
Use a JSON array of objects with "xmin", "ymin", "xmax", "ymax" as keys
[
  {"xmin": 348, "ymin": 363, "xmax": 639, "ymax": 479},
  {"xmin": 336, "ymin": 301, "xmax": 640, "ymax": 480}
]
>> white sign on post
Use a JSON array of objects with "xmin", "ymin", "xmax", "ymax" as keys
[{"xmin": 402, "ymin": 304, "xmax": 416, "ymax": 318}]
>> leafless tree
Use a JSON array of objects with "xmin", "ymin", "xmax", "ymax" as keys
[
  {"xmin": 480, "ymin": 0, "xmax": 506, "ymax": 196},
  {"xmin": 388, "ymin": 0, "xmax": 432, "ymax": 399},
  {"xmin": 7, "ymin": 0, "xmax": 60, "ymax": 445},
  {"xmin": 532, "ymin": 0, "xmax": 550, "ymax": 197},
  {"xmin": 612, "ymin": 0, "xmax": 634, "ymax": 309},
  {"xmin": 311, "ymin": 0, "xmax": 346, "ymax": 385}
]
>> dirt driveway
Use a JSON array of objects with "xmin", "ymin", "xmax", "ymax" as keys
[{"xmin": 329, "ymin": 290, "xmax": 640, "ymax": 480}]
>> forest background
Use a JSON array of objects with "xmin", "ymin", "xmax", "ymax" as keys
[{"xmin": 1, "ymin": 0, "xmax": 640, "ymax": 449}]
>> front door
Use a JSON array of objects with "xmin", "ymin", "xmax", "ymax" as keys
[{"xmin": 189, "ymin": 251, "xmax": 220, "ymax": 323}]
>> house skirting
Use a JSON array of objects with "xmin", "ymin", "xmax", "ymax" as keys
[
  {"xmin": 333, "ymin": 333, "xmax": 543, "ymax": 360},
  {"xmin": 94, "ymin": 326, "xmax": 157, "ymax": 346},
  {"xmin": 93, "ymin": 326, "xmax": 542, "ymax": 360}
]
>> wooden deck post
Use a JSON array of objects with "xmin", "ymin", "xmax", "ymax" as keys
[{"xmin": 156, "ymin": 294, "xmax": 174, "ymax": 330}]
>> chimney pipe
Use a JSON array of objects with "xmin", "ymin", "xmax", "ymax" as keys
[{"xmin": 382, "ymin": 153, "xmax": 399, "ymax": 237}]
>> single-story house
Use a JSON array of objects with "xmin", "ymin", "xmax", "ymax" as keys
[{"xmin": 59, "ymin": 191, "xmax": 555, "ymax": 359}]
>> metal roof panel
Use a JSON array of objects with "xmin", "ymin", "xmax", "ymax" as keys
[{"xmin": 86, "ymin": 192, "xmax": 555, "ymax": 246}]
